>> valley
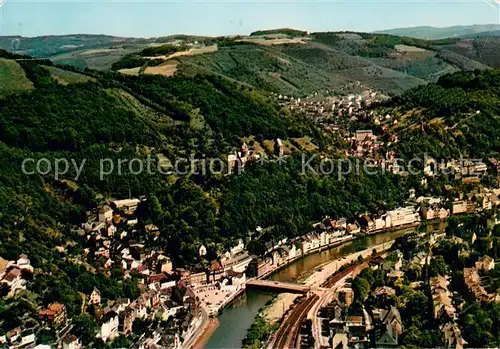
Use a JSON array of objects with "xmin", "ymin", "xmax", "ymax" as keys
[{"xmin": 0, "ymin": 24, "xmax": 499, "ymax": 349}]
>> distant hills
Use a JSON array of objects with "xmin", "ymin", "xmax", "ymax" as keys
[
  {"xmin": 2, "ymin": 25, "xmax": 500, "ymax": 96},
  {"xmin": 0, "ymin": 29, "xmax": 499, "ymax": 323},
  {"xmin": 375, "ymin": 24, "xmax": 500, "ymax": 39}
]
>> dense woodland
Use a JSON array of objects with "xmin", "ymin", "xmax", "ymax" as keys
[{"xmin": 384, "ymin": 69, "xmax": 500, "ymax": 160}]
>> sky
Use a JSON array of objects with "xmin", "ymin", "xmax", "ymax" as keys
[{"xmin": 0, "ymin": 0, "xmax": 499, "ymax": 37}]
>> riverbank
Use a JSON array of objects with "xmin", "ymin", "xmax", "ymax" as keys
[
  {"xmin": 304, "ymin": 238, "xmax": 397, "ymax": 287},
  {"xmin": 263, "ymin": 293, "xmax": 301, "ymax": 325},
  {"xmin": 193, "ymin": 318, "xmax": 219, "ymax": 349}
]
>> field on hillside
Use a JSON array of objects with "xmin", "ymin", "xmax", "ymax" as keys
[
  {"xmin": 118, "ymin": 67, "xmax": 142, "ymax": 76},
  {"xmin": 0, "ymin": 31, "xmax": 485, "ymax": 98},
  {"xmin": 43, "ymin": 65, "xmax": 94, "ymax": 85},
  {"xmin": 176, "ymin": 42, "xmax": 428, "ymax": 96},
  {"xmin": 310, "ymin": 32, "xmax": 490, "ymax": 76},
  {"xmin": 50, "ymin": 44, "xmax": 145, "ymax": 70},
  {"xmin": 177, "ymin": 44, "xmax": 352, "ymax": 96},
  {"xmin": 3, "ymin": 30, "xmax": 492, "ymax": 97},
  {"xmin": 369, "ymin": 55, "xmax": 459, "ymax": 82},
  {"xmin": 0, "ymin": 58, "xmax": 34, "ymax": 97},
  {"xmin": 442, "ymin": 37, "xmax": 500, "ymax": 68},
  {"xmin": 144, "ymin": 62, "xmax": 178, "ymax": 77},
  {"xmin": 143, "ymin": 45, "xmax": 217, "ymax": 60},
  {"xmin": 237, "ymin": 37, "xmax": 311, "ymax": 46},
  {"xmin": 0, "ymin": 34, "xmax": 134, "ymax": 57}
]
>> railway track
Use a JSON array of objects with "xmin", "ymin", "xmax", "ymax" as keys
[
  {"xmin": 272, "ymin": 294, "xmax": 319, "ymax": 349},
  {"xmin": 322, "ymin": 264, "xmax": 356, "ymax": 288},
  {"xmin": 270, "ymin": 253, "xmax": 386, "ymax": 348}
]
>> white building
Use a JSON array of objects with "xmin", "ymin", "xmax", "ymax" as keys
[
  {"xmin": 89, "ymin": 288, "xmax": 101, "ymax": 305},
  {"xmin": 230, "ymin": 239, "xmax": 245, "ymax": 256},
  {"xmin": 16, "ymin": 254, "xmax": 33, "ymax": 272},
  {"xmin": 199, "ymin": 245, "xmax": 207, "ymax": 257},
  {"xmin": 385, "ymin": 207, "xmax": 420, "ymax": 228},
  {"xmin": 98, "ymin": 313, "xmax": 119, "ymax": 343}
]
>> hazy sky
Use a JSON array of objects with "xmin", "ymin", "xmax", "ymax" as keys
[{"xmin": 0, "ymin": 0, "xmax": 499, "ymax": 37}]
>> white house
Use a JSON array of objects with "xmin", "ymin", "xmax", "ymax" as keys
[
  {"xmin": 230, "ymin": 239, "xmax": 245, "ymax": 256},
  {"xmin": 98, "ymin": 313, "xmax": 119, "ymax": 343},
  {"xmin": 199, "ymin": 245, "xmax": 207, "ymax": 257},
  {"xmin": 385, "ymin": 207, "xmax": 420, "ymax": 228},
  {"xmin": 89, "ymin": 288, "xmax": 101, "ymax": 305},
  {"xmin": 16, "ymin": 254, "xmax": 33, "ymax": 272}
]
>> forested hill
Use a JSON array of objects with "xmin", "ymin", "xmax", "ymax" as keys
[
  {"xmin": 1, "ymin": 50, "xmax": 500, "ymax": 266},
  {"xmin": 0, "ymin": 52, "xmax": 411, "ymax": 268},
  {"xmin": 1, "ymin": 46, "xmax": 500, "ymax": 329},
  {"xmin": 6, "ymin": 29, "xmax": 498, "ymax": 96},
  {"xmin": 380, "ymin": 69, "xmax": 500, "ymax": 161}
]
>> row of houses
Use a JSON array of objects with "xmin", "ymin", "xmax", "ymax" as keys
[
  {"xmin": 423, "ymin": 158, "xmax": 489, "ymax": 180},
  {"xmin": 456, "ymin": 188, "xmax": 500, "ymax": 214},
  {"xmin": 90, "ymin": 279, "xmax": 186, "ymax": 344},
  {"xmin": 192, "ymin": 239, "xmax": 253, "ymax": 287},
  {"xmin": 463, "ymin": 256, "xmax": 497, "ymax": 303},
  {"xmin": 418, "ymin": 187, "xmax": 500, "ymax": 219},
  {"xmin": 463, "ymin": 267, "xmax": 490, "ymax": 302},
  {"xmin": 358, "ymin": 206, "xmax": 421, "ymax": 234},
  {"xmin": 326, "ymin": 299, "xmax": 403, "ymax": 348},
  {"xmin": 430, "ymin": 276, "xmax": 457, "ymax": 324}
]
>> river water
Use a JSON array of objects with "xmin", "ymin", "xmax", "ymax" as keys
[{"xmin": 205, "ymin": 226, "xmax": 431, "ymax": 349}]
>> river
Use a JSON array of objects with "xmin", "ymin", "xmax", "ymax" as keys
[{"xmin": 205, "ymin": 225, "xmax": 436, "ymax": 349}]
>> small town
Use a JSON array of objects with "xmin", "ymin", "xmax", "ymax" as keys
[
  {"xmin": 1, "ymin": 9, "xmax": 500, "ymax": 349},
  {"xmin": 1, "ymin": 80, "xmax": 499, "ymax": 348},
  {"xmin": 1, "ymin": 162, "xmax": 499, "ymax": 349}
]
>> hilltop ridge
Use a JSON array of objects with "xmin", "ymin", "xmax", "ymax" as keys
[{"xmin": 375, "ymin": 24, "xmax": 500, "ymax": 39}]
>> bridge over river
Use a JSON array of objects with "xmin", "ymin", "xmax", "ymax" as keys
[{"xmin": 205, "ymin": 226, "xmax": 429, "ymax": 348}]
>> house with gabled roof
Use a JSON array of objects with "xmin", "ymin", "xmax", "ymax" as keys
[
  {"xmin": 90, "ymin": 287, "xmax": 101, "ymax": 305},
  {"xmin": 475, "ymin": 255, "xmax": 494, "ymax": 272}
]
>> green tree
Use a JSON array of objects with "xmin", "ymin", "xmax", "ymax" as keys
[{"xmin": 72, "ymin": 314, "xmax": 98, "ymax": 345}]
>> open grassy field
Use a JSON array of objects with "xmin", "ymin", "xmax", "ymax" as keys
[
  {"xmin": 144, "ymin": 45, "xmax": 217, "ymax": 60},
  {"xmin": 50, "ymin": 44, "xmax": 145, "ymax": 70},
  {"xmin": 43, "ymin": 65, "xmax": 94, "ymax": 85},
  {"xmin": 144, "ymin": 62, "xmax": 178, "ymax": 77},
  {"xmin": 292, "ymin": 137, "xmax": 319, "ymax": 152},
  {"xmin": 0, "ymin": 58, "xmax": 34, "ymax": 97},
  {"xmin": 175, "ymin": 40, "xmax": 429, "ymax": 96},
  {"xmin": 236, "ymin": 37, "xmax": 311, "ymax": 46},
  {"xmin": 394, "ymin": 44, "xmax": 428, "ymax": 53},
  {"xmin": 118, "ymin": 67, "xmax": 142, "ymax": 76},
  {"xmin": 79, "ymin": 48, "xmax": 120, "ymax": 55}
]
